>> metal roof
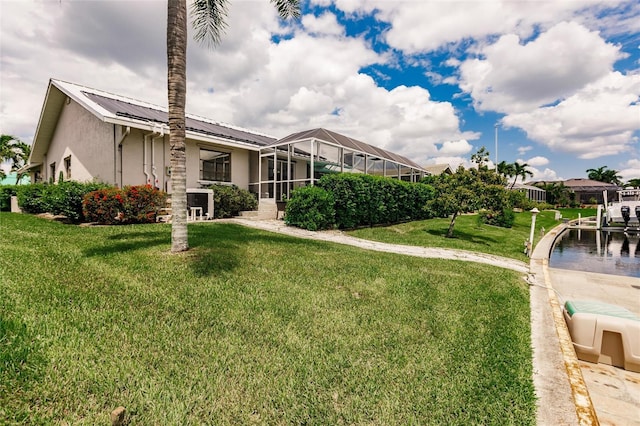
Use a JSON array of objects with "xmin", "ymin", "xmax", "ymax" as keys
[
  {"xmin": 271, "ymin": 128, "xmax": 426, "ymax": 171},
  {"xmin": 83, "ymin": 92, "xmax": 276, "ymax": 147}
]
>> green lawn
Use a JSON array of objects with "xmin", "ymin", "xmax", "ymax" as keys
[
  {"xmin": 348, "ymin": 209, "xmax": 597, "ymax": 261},
  {"xmin": 1, "ymin": 213, "xmax": 535, "ymax": 425}
]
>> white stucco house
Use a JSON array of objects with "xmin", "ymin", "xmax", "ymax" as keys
[{"xmin": 23, "ymin": 79, "xmax": 429, "ymax": 207}]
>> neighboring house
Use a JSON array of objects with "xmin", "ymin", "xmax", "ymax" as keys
[
  {"xmin": 532, "ymin": 178, "xmax": 619, "ymax": 205},
  {"xmin": 23, "ymin": 79, "xmax": 429, "ymax": 205},
  {"xmin": 561, "ymin": 178, "xmax": 619, "ymax": 204},
  {"xmin": 510, "ymin": 182, "xmax": 546, "ymax": 203},
  {"xmin": 423, "ymin": 163, "xmax": 453, "ymax": 175}
]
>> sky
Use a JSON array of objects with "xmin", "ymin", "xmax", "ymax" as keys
[{"xmin": 1, "ymin": 0, "xmax": 639, "ymax": 183}]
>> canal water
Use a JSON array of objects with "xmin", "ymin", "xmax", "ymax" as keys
[{"xmin": 549, "ymin": 229, "xmax": 640, "ymax": 278}]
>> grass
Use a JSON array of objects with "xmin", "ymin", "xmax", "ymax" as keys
[
  {"xmin": 348, "ymin": 208, "xmax": 597, "ymax": 261},
  {"xmin": 1, "ymin": 213, "xmax": 535, "ymax": 425}
]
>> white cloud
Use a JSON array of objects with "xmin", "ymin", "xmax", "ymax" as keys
[
  {"xmin": 527, "ymin": 166, "xmax": 560, "ymax": 182},
  {"xmin": 517, "ymin": 145, "xmax": 533, "ymax": 156},
  {"xmin": 330, "ymin": 0, "xmax": 629, "ymax": 54},
  {"xmin": 618, "ymin": 159, "xmax": 640, "ymax": 183},
  {"xmin": 526, "ymin": 156, "xmax": 550, "ymax": 167},
  {"xmin": 502, "ymin": 71, "xmax": 640, "ymax": 158},
  {"xmin": 458, "ymin": 21, "xmax": 623, "ymax": 113},
  {"xmin": 437, "ymin": 140, "xmax": 473, "ymax": 156},
  {"xmin": 302, "ymin": 12, "xmax": 344, "ymax": 36}
]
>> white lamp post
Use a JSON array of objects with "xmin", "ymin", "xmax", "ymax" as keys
[{"xmin": 528, "ymin": 207, "xmax": 540, "ymax": 256}]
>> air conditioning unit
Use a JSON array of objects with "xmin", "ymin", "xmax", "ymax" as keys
[{"xmin": 187, "ymin": 188, "xmax": 214, "ymax": 219}]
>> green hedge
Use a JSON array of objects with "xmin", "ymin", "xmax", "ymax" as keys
[
  {"xmin": 208, "ymin": 184, "xmax": 257, "ymax": 219},
  {"xmin": 15, "ymin": 182, "xmax": 111, "ymax": 222},
  {"xmin": 284, "ymin": 174, "xmax": 436, "ymax": 231},
  {"xmin": 284, "ymin": 186, "xmax": 335, "ymax": 231},
  {"xmin": 317, "ymin": 174, "xmax": 435, "ymax": 229}
]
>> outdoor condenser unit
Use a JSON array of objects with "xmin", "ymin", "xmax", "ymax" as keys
[{"xmin": 186, "ymin": 188, "xmax": 214, "ymax": 219}]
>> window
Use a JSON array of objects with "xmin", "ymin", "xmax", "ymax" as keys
[
  {"xmin": 200, "ymin": 149, "xmax": 231, "ymax": 182},
  {"xmin": 64, "ymin": 156, "xmax": 71, "ymax": 179},
  {"xmin": 49, "ymin": 162, "xmax": 56, "ymax": 182}
]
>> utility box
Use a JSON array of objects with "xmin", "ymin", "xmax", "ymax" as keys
[{"xmin": 186, "ymin": 188, "xmax": 214, "ymax": 219}]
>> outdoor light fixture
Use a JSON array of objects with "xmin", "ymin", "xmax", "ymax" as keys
[{"xmin": 528, "ymin": 207, "xmax": 540, "ymax": 257}]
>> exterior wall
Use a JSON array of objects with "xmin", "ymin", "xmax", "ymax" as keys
[
  {"xmin": 46, "ymin": 98, "xmax": 115, "ymax": 183},
  {"xmin": 182, "ymin": 139, "xmax": 253, "ymax": 191},
  {"xmin": 41, "ymin": 102, "xmax": 258, "ymax": 193},
  {"xmin": 121, "ymin": 128, "xmax": 168, "ymax": 190}
]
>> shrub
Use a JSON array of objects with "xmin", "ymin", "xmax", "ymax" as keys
[
  {"xmin": 82, "ymin": 187, "xmax": 126, "ymax": 224},
  {"xmin": 46, "ymin": 181, "xmax": 111, "ymax": 222},
  {"xmin": 317, "ymin": 174, "xmax": 435, "ymax": 229},
  {"xmin": 83, "ymin": 185, "xmax": 167, "ymax": 224},
  {"xmin": 122, "ymin": 185, "xmax": 168, "ymax": 223},
  {"xmin": 0, "ymin": 186, "xmax": 18, "ymax": 212},
  {"xmin": 285, "ymin": 186, "xmax": 335, "ymax": 231},
  {"xmin": 209, "ymin": 184, "xmax": 257, "ymax": 219},
  {"xmin": 16, "ymin": 184, "xmax": 49, "ymax": 214},
  {"xmin": 478, "ymin": 208, "xmax": 515, "ymax": 228}
]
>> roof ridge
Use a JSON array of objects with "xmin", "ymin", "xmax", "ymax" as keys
[{"xmin": 52, "ymin": 78, "xmax": 277, "ymax": 139}]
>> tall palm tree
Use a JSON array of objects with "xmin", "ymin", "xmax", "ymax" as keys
[
  {"xmin": 497, "ymin": 161, "xmax": 515, "ymax": 180},
  {"xmin": 586, "ymin": 166, "xmax": 622, "ymax": 185},
  {"xmin": 510, "ymin": 162, "xmax": 533, "ymax": 189},
  {"xmin": 167, "ymin": 0, "xmax": 300, "ymax": 253},
  {"xmin": 626, "ymin": 178, "xmax": 640, "ymax": 188},
  {"xmin": 0, "ymin": 135, "xmax": 31, "ymax": 181}
]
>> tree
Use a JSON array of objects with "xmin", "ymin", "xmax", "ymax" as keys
[
  {"xmin": 471, "ymin": 146, "xmax": 491, "ymax": 169},
  {"xmin": 425, "ymin": 166, "xmax": 482, "ymax": 238},
  {"xmin": 0, "ymin": 135, "xmax": 31, "ymax": 182},
  {"xmin": 497, "ymin": 160, "xmax": 515, "ymax": 180},
  {"xmin": 586, "ymin": 166, "xmax": 622, "ymax": 186},
  {"xmin": 510, "ymin": 162, "xmax": 533, "ymax": 189},
  {"xmin": 167, "ymin": 0, "xmax": 300, "ymax": 253},
  {"xmin": 626, "ymin": 178, "xmax": 640, "ymax": 188}
]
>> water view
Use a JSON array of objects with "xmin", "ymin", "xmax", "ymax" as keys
[{"xmin": 550, "ymin": 229, "xmax": 640, "ymax": 278}]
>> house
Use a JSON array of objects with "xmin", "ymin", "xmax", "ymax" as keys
[
  {"xmin": 561, "ymin": 178, "xmax": 619, "ymax": 205},
  {"xmin": 510, "ymin": 182, "xmax": 546, "ymax": 203},
  {"xmin": 23, "ymin": 79, "xmax": 429, "ymax": 207},
  {"xmin": 423, "ymin": 163, "xmax": 453, "ymax": 175}
]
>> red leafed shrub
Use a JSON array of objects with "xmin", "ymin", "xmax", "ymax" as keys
[{"xmin": 83, "ymin": 185, "xmax": 167, "ymax": 225}]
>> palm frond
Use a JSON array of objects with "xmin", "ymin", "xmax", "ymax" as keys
[
  {"xmin": 190, "ymin": 0, "xmax": 229, "ymax": 47},
  {"xmin": 270, "ymin": 0, "xmax": 301, "ymax": 19}
]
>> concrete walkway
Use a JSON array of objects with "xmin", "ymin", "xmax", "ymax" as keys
[
  {"xmin": 224, "ymin": 218, "xmax": 529, "ymax": 273},
  {"xmin": 222, "ymin": 218, "xmax": 582, "ymax": 424},
  {"xmin": 530, "ymin": 223, "xmax": 640, "ymax": 426}
]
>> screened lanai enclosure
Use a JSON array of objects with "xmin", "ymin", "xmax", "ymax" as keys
[{"xmin": 254, "ymin": 128, "xmax": 429, "ymax": 201}]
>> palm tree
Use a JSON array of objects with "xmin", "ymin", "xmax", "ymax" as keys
[
  {"xmin": 1, "ymin": 134, "xmax": 31, "ymax": 181},
  {"xmin": 587, "ymin": 166, "xmax": 622, "ymax": 185},
  {"xmin": 510, "ymin": 162, "xmax": 533, "ymax": 189},
  {"xmin": 167, "ymin": 0, "xmax": 300, "ymax": 253},
  {"xmin": 626, "ymin": 178, "xmax": 640, "ymax": 188},
  {"xmin": 497, "ymin": 161, "xmax": 515, "ymax": 180}
]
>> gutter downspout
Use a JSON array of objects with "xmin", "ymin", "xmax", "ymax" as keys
[
  {"xmin": 151, "ymin": 124, "xmax": 166, "ymax": 189},
  {"xmin": 117, "ymin": 125, "xmax": 130, "ymax": 187},
  {"xmin": 143, "ymin": 130, "xmax": 155, "ymax": 185}
]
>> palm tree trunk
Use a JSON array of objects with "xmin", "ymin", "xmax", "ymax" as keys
[{"xmin": 168, "ymin": 0, "xmax": 189, "ymax": 252}]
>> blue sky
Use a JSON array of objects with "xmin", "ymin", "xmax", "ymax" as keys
[{"xmin": 1, "ymin": 0, "xmax": 639, "ymax": 182}]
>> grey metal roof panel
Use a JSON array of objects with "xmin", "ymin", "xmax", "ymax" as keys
[
  {"xmin": 274, "ymin": 128, "xmax": 425, "ymax": 170},
  {"xmin": 83, "ymin": 92, "xmax": 276, "ymax": 147}
]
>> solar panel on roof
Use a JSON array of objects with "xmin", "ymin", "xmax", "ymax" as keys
[{"xmin": 83, "ymin": 91, "xmax": 276, "ymax": 147}]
